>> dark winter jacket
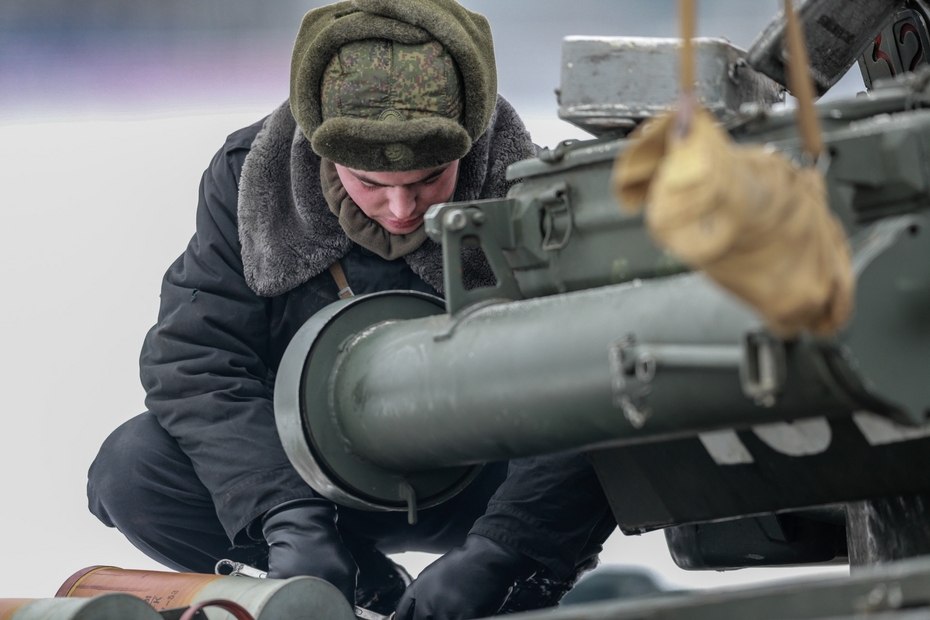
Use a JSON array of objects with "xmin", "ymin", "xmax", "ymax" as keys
[{"xmin": 139, "ymin": 96, "xmax": 614, "ymax": 580}]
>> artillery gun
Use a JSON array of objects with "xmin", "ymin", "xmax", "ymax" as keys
[{"xmin": 269, "ymin": 0, "xmax": 930, "ymax": 616}]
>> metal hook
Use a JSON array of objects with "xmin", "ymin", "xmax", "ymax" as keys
[{"xmin": 214, "ymin": 559, "xmax": 267, "ymax": 579}]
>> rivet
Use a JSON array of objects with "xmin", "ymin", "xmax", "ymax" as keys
[{"xmin": 445, "ymin": 210, "xmax": 468, "ymax": 231}]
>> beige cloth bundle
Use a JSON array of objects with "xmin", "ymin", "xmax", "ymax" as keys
[{"xmin": 613, "ymin": 108, "xmax": 854, "ymax": 338}]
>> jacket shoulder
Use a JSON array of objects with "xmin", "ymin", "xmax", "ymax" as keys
[
  {"xmin": 226, "ymin": 116, "xmax": 267, "ymax": 150},
  {"xmin": 217, "ymin": 116, "xmax": 269, "ymax": 183}
]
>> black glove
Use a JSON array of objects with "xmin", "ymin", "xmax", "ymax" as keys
[
  {"xmin": 262, "ymin": 499, "xmax": 358, "ymax": 604},
  {"xmin": 395, "ymin": 534, "xmax": 539, "ymax": 620},
  {"xmin": 342, "ymin": 535, "xmax": 412, "ymax": 615}
]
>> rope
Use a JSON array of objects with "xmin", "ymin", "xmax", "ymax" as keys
[{"xmin": 783, "ymin": 0, "xmax": 824, "ymax": 160}]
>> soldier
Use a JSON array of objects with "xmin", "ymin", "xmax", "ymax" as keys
[{"xmin": 86, "ymin": 2, "xmax": 616, "ymax": 619}]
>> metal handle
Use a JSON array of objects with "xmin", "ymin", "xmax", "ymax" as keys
[{"xmin": 179, "ymin": 600, "xmax": 255, "ymax": 620}]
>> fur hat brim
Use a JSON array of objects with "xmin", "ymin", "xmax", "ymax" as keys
[{"xmin": 311, "ymin": 116, "xmax": 471, "ymax": 172}]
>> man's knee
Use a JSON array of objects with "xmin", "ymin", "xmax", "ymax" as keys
[
  {"xmin": 87, "ymin": 412, "xmax": 186, "ymax": 527},
  {"xmin": 88, "ymin": 413, "xmax": 248, "ymax": 573}
]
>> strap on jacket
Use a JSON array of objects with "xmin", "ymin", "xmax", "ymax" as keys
[{"xmin": 328, "ymin": 262, "xmax": 355, "ymax": 299}]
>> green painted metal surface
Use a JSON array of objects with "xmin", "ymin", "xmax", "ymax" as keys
[
  {"xmin": 195, "ymin": 576, "xmax": 355, "ymax": 620},
  {"xmin": 275, "ymin": 291, "xmax": 482, "ymax": 514},
  {"xmin": 0, "ymin": 595, "xmax": 161, "ymax": 620},
  {"xmin": 275, "ymin": 73, "xmax": 930, "ymax": 519},
  {"xmin": 276, "ymin": 212, "xmax": 930, "ymax": 515},
  {"xmin": 508, "ymin": 556, "xmax": 930, "ymax": 620}
]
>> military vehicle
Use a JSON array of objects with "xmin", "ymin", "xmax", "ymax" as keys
[
  {"xmin": 7, "ymin": 0, "xmax": 930, "ymax": 619},
  {"xmin": 271, "ymin": 0, "xmax": 930, "ymax": 615}
]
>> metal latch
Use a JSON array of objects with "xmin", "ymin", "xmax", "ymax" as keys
[
  {"xmin": 539, "ymin": 183, "xmax": 573, "ymax": 251},
  {"xmin": 609, "ymin": 334, "xmax": 745, "ymax": 428},
  {"xmin": 740, "ymin": 331, "xmax": 787, "ymax": 407}
]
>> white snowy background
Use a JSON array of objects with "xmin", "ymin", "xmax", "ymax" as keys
[{"xmin": 0, "ymin": 0, "xmax": 858, "ymax": 599}]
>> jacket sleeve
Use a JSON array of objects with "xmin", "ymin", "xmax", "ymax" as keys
[
  {"xmin": 468, "ymin": 452, "xmax": 617, "ymax": 581},
  {"xmin": 140, "ymin": 127, "xmax": 316, "ymax": 542}
]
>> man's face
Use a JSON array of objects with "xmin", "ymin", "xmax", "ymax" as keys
[{"xmin": 335, "ymin": 160, "xmax": 460, "ymax": 235}]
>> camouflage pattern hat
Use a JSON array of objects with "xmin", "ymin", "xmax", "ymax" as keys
[
  {"xmin": 315, "ymin": 39, "xmax": 467, "ymax": 170},
  {"xmin": 290, "ymin": 0, "xmax": 497, "ymax": 172}
]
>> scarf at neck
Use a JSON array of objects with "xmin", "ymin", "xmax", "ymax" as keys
[{"xmin": 319, "ymin": 159, "xmax": 429, "ymax": 260}]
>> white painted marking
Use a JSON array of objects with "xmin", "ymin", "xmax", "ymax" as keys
[
  {"xmin": 752, "ymin": 417, "xmax": 832, "ymax": 456},
  {"xmin": 699, "ymin": 429, "xmax": 755, "ymax": 465},
  {"xmin": 853, "ymin": 411, "xmax": 930, "ymax": 445}
]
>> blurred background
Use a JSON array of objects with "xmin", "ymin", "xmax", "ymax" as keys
[{"xmin": 0, "ymin": 0, "xmax": 857, "ymax": 600}]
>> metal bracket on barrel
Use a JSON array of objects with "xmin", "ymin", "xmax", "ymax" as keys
[
  {"xmin": 609, "ymin": 334, "xmax": 746, "ymax": 428},
  {"xmin": 539, "ymin": 183, "xmax": 573, "ymax": 251},
  {"xmin": 608, "ymin": 331, "xmax": 786, "ymax": 412},
  {"xmin": 399, "ymin": 480, "xmax": 418, "ymax": 525},
  {"xmin": 740, "ymin": 331, "xmax": 787, "ymax": 407},
  {"xmin": 425, "ymin": 199, "xmax": 523, "ymax": 315}
]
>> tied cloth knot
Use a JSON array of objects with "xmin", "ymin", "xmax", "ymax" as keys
[{"xmin": 612, "ymin": 108, "xmax": 854, "ymax": 338}]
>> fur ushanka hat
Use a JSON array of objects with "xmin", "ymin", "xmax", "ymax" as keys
[{"xmin": 290, "ymin": 0, "xmax": 497, "ymax": 172}]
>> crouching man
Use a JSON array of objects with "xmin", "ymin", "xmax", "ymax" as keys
[{"xmin": 87, "ymin": 2, "xmax": 616, "ymax": 619}]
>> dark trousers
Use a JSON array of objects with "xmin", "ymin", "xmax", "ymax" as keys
[{"xmin": 87, "ymin": 412, "xmax": 510, "ymax": 574}]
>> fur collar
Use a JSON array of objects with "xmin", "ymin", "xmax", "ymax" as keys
[{"xmin": 238, "ymin": 96, "xmax": 534, "ymax": 297}]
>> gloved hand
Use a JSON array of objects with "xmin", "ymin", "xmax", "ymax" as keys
[
  {"xmin": 395, "ymin": 534, "xmax": 539, "ymax": 620},
  {"xmin": 262, "ymin": 499, "xmax": 358, "ymax": 604}
]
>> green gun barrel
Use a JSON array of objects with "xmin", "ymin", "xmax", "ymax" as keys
[
  {"xmin": 276, "ymin": 72, "xmax": 930, "ymax": 523},
  {"xmin": 275, "ymin": 210, "xmax": 930, "ymax": 518}
]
